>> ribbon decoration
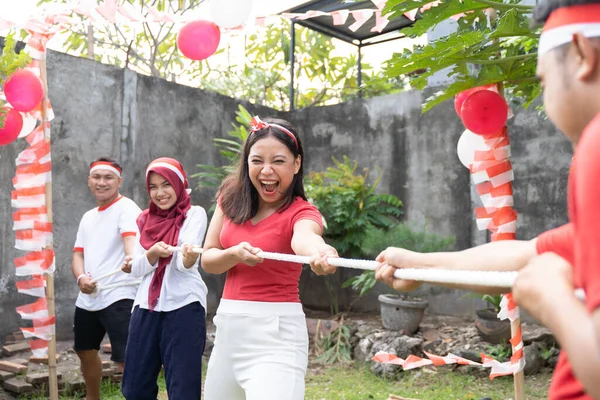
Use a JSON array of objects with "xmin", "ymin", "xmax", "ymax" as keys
[
  {"xmin": 372, "ymin": 349, "xmax": 523, "ymax": 379},
  {"xmin": 0, "ymin": 0, "xmax": 401, "ymax": 36},
  {"xmin": 5, "ymin": 34, "xmax": 56, "ymax": 359}
]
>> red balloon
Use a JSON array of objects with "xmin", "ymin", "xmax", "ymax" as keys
[
  {"xmin": 4, "ymin": 69, "xmax": 44, "ymax": 113},
  {"xmin": 177, "ymin": 20, "xmax": 221, "ymax": 61},
  {"xmin": 0, "ymin": 108, "xmax": 24, "ymax": 146},
  {"xmin": 454, "ymin": 85, "xmax": 495, "ymax": 117},
  {"xmin": 460, "ymin": 90, "xmax": 508, "ymax": 136}
]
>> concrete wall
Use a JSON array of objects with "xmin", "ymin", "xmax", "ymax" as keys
[{"xmin": 0, "ymin": 50, "xmax": 572, "ymax": 341}]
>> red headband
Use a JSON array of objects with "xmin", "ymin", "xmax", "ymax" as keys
[
  {"xmin": 249, "ymin": 116, "xmax": 298, "ymax": 149},
  {"xmin": 539, "ymin": 3, "xmax": 600, "ymax": 56}
]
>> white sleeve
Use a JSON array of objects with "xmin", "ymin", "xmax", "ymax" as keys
[
  {"xmin": 130, "ymin": 238, "xmax": 157, "ymax": 278},
  {"xmin": 173, "ymin": 207, "xmax": 208, "ymax": 272},
  {"xmin": 74, "ymin": 217, "xmax": 85, "ymax": 250},
  {"xmin": 118, "ymin": 201, "xmax": 142, "ymax": 236}
]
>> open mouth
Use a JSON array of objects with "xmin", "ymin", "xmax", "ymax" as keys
[
  {"xmin": 260, "ymin": 180, "xmax": 279, "ymax": 195},
  {"xmin": 157, "ymin": 198, "xmax": 171, "ymax": 205}
]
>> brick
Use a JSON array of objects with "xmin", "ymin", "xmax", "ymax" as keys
[
  {"xmin": 102, "ymin": 360, "xmax": 112, "ymax": 369},
  {"xmin": 4, "ymin": 332, "xmax": 25, "ymax": 343},
  {"xmin": 25, "ymin": 371, "xmax": 63, "ymax": 385},
  {"xmin": 2, "ymin": 342, "xmax": 30, "ymax": 357},
  {"xmin": 101, "ymin": 343, "xmax": 112, "ymax": 354},
  {"xmin": 102, "ymin": 368, "xmax": 114, "ymax": 377},
  {"xmin": 0, "ymin": 361, "xmax": 28, "ymax": 374},
  {"xmin": 0, "ymin": 370, "xmax": 15, "ymax": 382},
  {"xmin": 3, "ymin": 378, "xmax": 34, "ymax": 394},
  {"xmin": 110, "ymin": 373, "xmax": 123, "ymax": 383},
  {"xmin": 9, "ymin": 358, "xmax": 28, "ymax": 366},
  {"xmin": 29, "ymin": 354, "xmax": 60, "ymax": 364}
]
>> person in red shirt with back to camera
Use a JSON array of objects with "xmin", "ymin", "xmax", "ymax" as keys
[
  {"xmin": 201, "ymin": 116, "xmax": 338, "ymax": 400},
  {"xmin": 375, "ymin": 0, "xmax": 600, "ymax": 398}
]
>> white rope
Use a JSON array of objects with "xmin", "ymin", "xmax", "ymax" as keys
[
  {"xmin": 174, "ymin": 246, "xmax": 518, "ymax": 289},
  {"xmin": 91, "ymin": 280, "xmax": 142, "ymax": 298}
]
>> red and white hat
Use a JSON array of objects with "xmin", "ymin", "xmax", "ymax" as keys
[
  {"xmin": 146, "ymin": 157, "xmax": 190, "ymax": 192},
  {"xmin": 538, "ymin": 3, "xmax": 600, "ymax": 56},
  {"xmin": 89, "ymin": 161, "xmax": 122, "ymax": 178}
]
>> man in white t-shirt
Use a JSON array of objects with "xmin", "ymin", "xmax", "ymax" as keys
[{"xmin": 72, "ymin": 157, "xmax": 142, "ymax": 400}]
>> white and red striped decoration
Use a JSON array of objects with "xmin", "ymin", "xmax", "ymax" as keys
[{"xmin": 4, "ymin": 37, "xmax": 56, "ymax": 358}]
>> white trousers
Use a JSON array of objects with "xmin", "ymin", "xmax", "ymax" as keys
[{"xmin": 204, "ymin": 299, "xmax": 309, "ymax": 400}]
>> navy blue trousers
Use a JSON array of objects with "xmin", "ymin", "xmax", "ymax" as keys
[{"xmin": 122, "ymin": 302, "xmax": 206, "ymax": 400}]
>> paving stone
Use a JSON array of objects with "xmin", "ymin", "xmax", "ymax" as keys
[
  {"xmin": 8, "ymin": 359, "xmax": 27, "ymax": 367},
  {"xmin": 2, "ymin": 343, "xmax": 30, "ymax": 357},
  {"xmin": 25, "ymin": 371, "xmax": 63, "ymax": 385},
  {"xmin": 0, "ymin": 370, "xmax": 15, "ymax": 382},
  {"xmin": 29, "ymin": 355, "xmax": 60, "ymax": 365},
  {"xmin": 0, "ymin": 362, "xmax": 27, "ymax": 374},
  {"xmin": 3, "ymin": 378, "xmax": 33, "ymax": 394}
]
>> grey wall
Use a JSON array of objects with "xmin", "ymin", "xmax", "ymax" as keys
[{"xmin": 0, "ymin": 50, "xmax": 571, "ymax": 341}]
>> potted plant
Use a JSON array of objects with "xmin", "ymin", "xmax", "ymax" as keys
[
  {"xmin": 474, "ymin": 294, "xmax": 511, "ymax": 344},
  {"xmin": 377, "ymin": 293, "xmax": 429, "ymax": 334}
]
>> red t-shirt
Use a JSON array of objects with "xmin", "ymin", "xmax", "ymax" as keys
[
  {"xmin": 220, "ymin": 197, "xmax": 323, "ymax": 303},
  {"xmin": 536, "ymin": 112, "xmax": 600, "ymax": 400}
]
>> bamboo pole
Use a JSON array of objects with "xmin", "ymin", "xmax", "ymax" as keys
[
  {"xmin": 486, "ymin": 5, "xmax": 525, "ymax": 397},
  {"xmin": 39, "ymin": 57, "xmax": 59, "ymax": 400}
]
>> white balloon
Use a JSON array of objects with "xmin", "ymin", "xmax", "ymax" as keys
[
  {"xmin": 456, "ymin": 129, "xmax": 488, "ymax": 168},
  {"xmin": 210, "ymin": 0, "xmax": 253, "ymax": 29},
  {"xmin": 18, "ymin": 113, "xmax": 38, "ymax": 138}
]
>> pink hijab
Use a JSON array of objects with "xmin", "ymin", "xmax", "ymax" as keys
[{"xmin": 136, "ymin": 158, "xmax": 191, "ymax": 310}]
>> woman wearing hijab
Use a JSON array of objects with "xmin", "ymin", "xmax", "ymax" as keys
[{"xmin": 121, "ymin": 157, "xmax": 208, "ymax": 400}]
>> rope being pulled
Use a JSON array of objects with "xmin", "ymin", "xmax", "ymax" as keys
[
  {"xmin": 88, "ymin": 246, "xmax": 586, "ymax": 298},
  {"xmin": 176, "ymin": 246, "xmax": 518, "ymax": 289}
]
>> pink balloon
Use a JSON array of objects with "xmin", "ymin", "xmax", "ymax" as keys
[
  {"xmin": 460, "ymin": 90, "xmax": 508, "ymax": 137},
  {"xmin": 177, "ymin": 20, "xmax": 221, "ymax": 61},
  {"xmin": 454, "ymin": 85, "xmax": 495, "ymax": 117},
  {"xmin": 0, "ymin": 108, "xmax": 24, "ymax": 146},
  {"xmin": 4, "ymin": 69, "xmax": 44, "ymax": 113}
]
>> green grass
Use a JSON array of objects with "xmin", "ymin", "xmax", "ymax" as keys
[
  {"xmin": 25, "ymin": 363, "xmax": 551, "ymax": 399},
  {"xmin": 305, "ymin": 364, "xmax": 552, "ymax": 400}
]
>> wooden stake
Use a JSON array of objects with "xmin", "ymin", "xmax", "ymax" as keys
[
  {"xmin": 511, "ymin": 317, "xmax": 526, "ymax": 400},
  {"xmin": 39, "ymin": 57, "xmax": 59, "ymax": 400}
]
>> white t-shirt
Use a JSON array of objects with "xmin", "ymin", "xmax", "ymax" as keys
[
  {"xmin": 131, "ymin": 206, "xmax": 208, "ymax": 313},
  {"xmin": 74, "ymin": 196, "xmax": 142, "ymax": 311}
]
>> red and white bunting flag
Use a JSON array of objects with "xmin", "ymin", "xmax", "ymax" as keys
[
  {"xmin": 401, "ymin": 354, "xmax": 433, "ymax": 370},
  {"xmin": 423, "ymin": 351, "xmax": 482, "ymax": 366},
  {"xmin": 13, "ymin": 206, "xmax": 48, "ymax": 231},
  {"xmin": 16, "ymin": 297, "xmax": 48, "ymax": 320},
  {"xmin": 29, "ymin": 339, "xmax": 49, "ymax": 358},
  {"xmin": 498, "ymin": 293, "xmax": 520, "ymax": 322},
  {"xmin": 477, "ymin": 182, "xmax": 514, "ymax": 209},
  {"xmin": 117, "ymin": 3, "xmax": 144, "ymax": 22},
  {"xmin": 14, "ymin": 249, "xmax": 55, "ymax": 276},
  {"xmin": 331, "ymin": 10, "xmax": 350, "ymax": 25},
  {"xmin": 13, "ymin": 162, "xmax": 52, "ymax": 190},
  {"xmin": 11, "ymin": 186, "xmax": 47, "ymax": 209},
  {"xmin": 15, "ymin": 222, "xmax": 53, "ymax": 251},
  {"xmin": 26, "ymin": 123, "xmax": 47, "ymax": 146},
  {"xmin": 349, "ymin": 10, "xmax": 373, "ymax": 32},
  {"xmin": 15, "ymin": 276, "xmax": 46, "ymax": 298},
  {"xmin": 21, "ymin": 316, "xmax": 55, "ymax": 340},
  {"xmin": 371, "ymin": 10, "xmax": 389, "ymax": 32},
  {"xmin": 16, "ymin": 141, "xmax": 51, "ymax": 166},
  {"xmin": 471, "ymin": 161, "xmax": 514, "ymax": 186},
  {"xmin": 491, "ymin": 232, "xmax": 516, "ymax": 241},
  {"xmin": 371, "ymin": 351, "xmax": 405, "ymax": 365},
  {"xmin": 95, "ymin": 0, "xmax": 118, "ymax": 23}
]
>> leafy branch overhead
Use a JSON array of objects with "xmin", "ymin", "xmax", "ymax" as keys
[{"xmin": 383, "ymin": 0, "xmax": 540, "ymax": 113}]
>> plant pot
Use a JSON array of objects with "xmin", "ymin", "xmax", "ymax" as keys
[
  {"xmin": 475, "ymin": 309, "xmax": 511, "ymax": 344},
  {"xmin": 378, "ymin": 294, "xmax": 429, "ymax": 334}
]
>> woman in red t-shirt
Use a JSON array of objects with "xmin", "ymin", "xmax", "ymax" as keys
[{"xmin": 202, "ymin": 116, "xmax": 338, "ymax": 400}]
